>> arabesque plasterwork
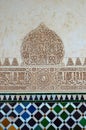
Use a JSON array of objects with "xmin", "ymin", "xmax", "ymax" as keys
[{"xmin": 0, "ymin": 24, "xmax": 86, "ymax": 92}]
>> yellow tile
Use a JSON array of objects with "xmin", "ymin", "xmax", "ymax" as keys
[
  {"xmin": 0, "ymin": 126, "xmax": 3, "ymax": 130},
  {"xmin": 2, "ymin": 118, "xmax": 10, "ymax": 127},
  {"xmin": 8, "ymin": 126, "xmax": 16, "ymax": 130}
]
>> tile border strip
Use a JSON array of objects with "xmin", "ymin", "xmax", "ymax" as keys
[{"xmin": 0, "ymin": 93, "xmax": 86, "ymax": 102}]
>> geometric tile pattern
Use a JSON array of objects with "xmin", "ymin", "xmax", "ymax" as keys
[{"xmin": 0, "ymin": 102, "xmax": 86, "ymax": 130}]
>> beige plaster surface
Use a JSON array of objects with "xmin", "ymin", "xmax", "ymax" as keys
[{"xmin": 0, "ymin": 0, "xmax": 86, "ymax": 60}]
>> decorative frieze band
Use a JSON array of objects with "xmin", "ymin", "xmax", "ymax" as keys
[
  {"xmin": 0, "ymin": 66, "xmax": 86, "ymax": 91},
  {"xmin": 0, "ymin": 93, "xmax": 85, "ymax": 102}
]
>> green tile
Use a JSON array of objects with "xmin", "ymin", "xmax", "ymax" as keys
[
  {"xmin": 74, "ymin": 125, "xmax": 81, "ymax": 130},
  {"xmin": 34, "ymin": 125, "xmax": 42, "ymax": 130},
  {"xmin": 41, "ymin": 118, "xmax": 49, "ymax": 127},
  {"xmin": 60, "ymin": 111, "xmax": 68, "ymax": 120},
  {"xmin": 61, "ymin": 102, "xmax": 67, "ymax": 107},
  {"xmin": 80, "ymin": 118, "xmax": 86, "ymax": 127},
  {"xmin": 54, "ymin": 105, "xmax": 61, "ymax": 114},
  {"xmin": 66, "ymin": 104, "xmax": 74, "ymax": 113},
  {"xmin": 47, "ymin": 125, "xmax": 55, "ymax": 130}
]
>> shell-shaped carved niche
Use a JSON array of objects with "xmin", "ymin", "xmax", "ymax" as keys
[{"xmin": 21, "ymin": 23, "xmax": 65, "ymax": 65}]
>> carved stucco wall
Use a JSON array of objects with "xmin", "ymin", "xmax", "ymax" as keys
[
  {"xmin": 0, "ymin": 23, "xmax": 86, "ymax": 92},
  {"xmin": 21, "ymin": 24, "xmax": 64, "ymax": 65},
  {"xmin": 0, "ymin": 0, "xmax": 86, "ymax": 61},
  {"xmin": 0, "ymin": 0, "xmax": 86, "ymax": 92}
]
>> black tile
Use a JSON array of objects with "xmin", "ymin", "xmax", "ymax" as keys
[
  {"xmin": 0, "ymin": 103, "xmax": 3, "ymax": 107},
  {"xmin": 28, "ymin": 119, "xmax": 36, "ymax": 127},
  {"xmin": 73, "ymin": 103, "xmax": 80, "ymax": 107},
  {"xmin": 15, "ymin": 119, "xmax": 23, "ymax": 127},
  {"xmin": 67, "ymin": 118, "xmax": 75, "ymax": 127},
  {"xmin": 79, "ymin": 104, "xmax": 86, "ymax": 113},
  {"xmin": 35, "ymin": 102, "xmax": 42, "ymax": 107},
  {"xmin": 2, "ymin": 105, "xmax": 10, "ymax": 113},
  {"xmin": 54, "ymin": 118, "xmax": 62, "ymax": 127},
  {"xmin": 61, "ymin": 125, "xmax": 69, "ymax": 130},
  {"xmin": 9, "ymin": 102, "xmax": 16, "ymax": 107},
  {"xmin": 47, "ymin": 112, "xmax": 55, "ymax": 120},
  {"xmin": 9, "ymin": 112, "xmax": 17, "ymax": 118},
  {"xmin": 73, "ymin": 111, "xmax": 81, "ymax": 120},
  {"xmin": 0, "ymin": 112, "xmax": 3, "ymax": 119},
  {"xmin": 48, "ymin": 103, "xmax": 54, "ymax": 107},
  {"xmin": 21, "ymin": 125, "xmax": 29, "ymax": 130},
  {"xmin": 41, "ymin": 105, "xmax": 49, "ymax": 113},
  {"xmin": 34, "ymin": 112, "xmax": 42, "ymax": 120}
]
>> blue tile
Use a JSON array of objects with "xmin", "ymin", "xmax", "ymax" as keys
[
  {"xmin": 28, "ymin": 105, "xmax": 36, "ymax": 114},
  {"xmin": 21, "ymin": 112, "xmax": 30, "ymax": 120},
  {"xmin": 15, "ymin": 104, "xmax": 23, "ymax": 113}
]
